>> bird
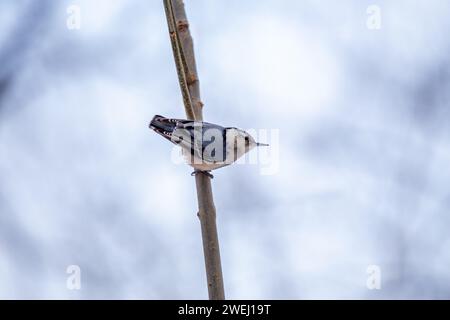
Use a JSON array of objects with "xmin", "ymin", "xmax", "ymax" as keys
[{"xmin": 149, "ymin": 115, "xmax": 269, "ymax": 178}]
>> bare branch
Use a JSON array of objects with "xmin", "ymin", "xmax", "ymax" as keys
[{"xmin": 163, "ymin": 0, "xmax": 225, "ymax": 300}]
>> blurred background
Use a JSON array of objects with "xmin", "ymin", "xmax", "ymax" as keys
[{"xmin": 1, "ymin": 0, "xmax": 449, "ymax": 299}]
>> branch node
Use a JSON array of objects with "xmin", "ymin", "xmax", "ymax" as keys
[
  {"xmin": 177, "ymin": 20, "xmax": 189, "ymax": 32},
  {"xmin": 187, "ymin": 73, "xmax": 198, "ymax": 85},
  {"xmin": 196, "ymin": 100, "xmax": 204, "ymax": 109}
]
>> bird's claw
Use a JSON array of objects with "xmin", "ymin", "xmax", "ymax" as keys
[{"xmin": 191, "ymin": 170, "xmax": 214, "ymax": 179}]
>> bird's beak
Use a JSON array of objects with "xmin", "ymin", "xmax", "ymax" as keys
[{"xmin": 256, "ymin": 142, "xmax": 269, "ymax": 147}]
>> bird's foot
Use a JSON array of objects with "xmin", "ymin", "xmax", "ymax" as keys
[{"xmin": 191, "ymin": 170, "xmax": 214, "ymax": 179}]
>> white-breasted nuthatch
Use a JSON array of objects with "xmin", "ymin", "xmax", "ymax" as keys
[{"xmin": 149, "ymin": 115, "xmax": 269, "ymax": 177}]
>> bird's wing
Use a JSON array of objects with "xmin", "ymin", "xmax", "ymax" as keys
[{"xmin": 174, "ymin": 120, "xmax": 227, "ymax": 163}]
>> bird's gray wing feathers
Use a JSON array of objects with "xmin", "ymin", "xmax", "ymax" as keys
[
  {"xmin": 174, "ymin": 121, "xmax": 227, "ymax": 163},
  {"xmin": 150, "ymin": 116, "xmax": 227, "ymax": 163}
]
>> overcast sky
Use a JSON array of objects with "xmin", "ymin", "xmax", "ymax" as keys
[{"xmin": 0, "ymin": 0, "xmax": 449, "ymax": 299}]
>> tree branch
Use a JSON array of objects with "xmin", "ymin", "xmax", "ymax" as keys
[{"xmin": 163, "ymin": 0, "xmax": 225, "ymax": 300}]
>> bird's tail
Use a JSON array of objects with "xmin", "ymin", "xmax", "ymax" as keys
[{"xmin": 149, "ymin": 115, "xmax": 176, "ymax": 133}]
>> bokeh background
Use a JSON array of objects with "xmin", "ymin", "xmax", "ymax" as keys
[{"xmin": 1, "ymin": 0, "xmax": 450, "ymax": 299}]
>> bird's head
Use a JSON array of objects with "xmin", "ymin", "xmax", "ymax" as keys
[{"xmin": 228, "ymin": 128, "xmax": 269, "ymax": 157}]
